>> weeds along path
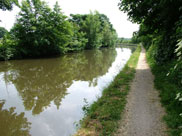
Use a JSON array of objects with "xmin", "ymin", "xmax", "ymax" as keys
[{"xmin": 116, "ymin": 47, "xmax": 168, "ymax": 136}]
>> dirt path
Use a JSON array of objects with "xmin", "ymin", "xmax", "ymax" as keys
[{"xmin": 116, "ymin": 47, "xmax": 168, "ymax": 136}]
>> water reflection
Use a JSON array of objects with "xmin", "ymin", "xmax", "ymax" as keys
[
  {"xmin": 0, "ymin": 48, "xmax": 131, "ymax": 136},
  {"xmin": 0, "ymin": 49, "xmax": 116, "ymax": 115},
  {"xmin": 0, "ymin": 100, "xmax": 31, "ymax": 136},
  {"xmin": 117, "ymin": 45, "xmax": 136, "ymax": 53}
]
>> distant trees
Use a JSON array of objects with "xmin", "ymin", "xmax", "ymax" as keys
[
  {"xmin": 70, "ymin": 12, "xmax": 118, "ymax": 49},
  {"xmin": 0, "ymin": 0, "xmax": 118, "ymax": 60},
  {"xmin": 117, "ymin": 37, "xmax": 138, "ymax": 44}
]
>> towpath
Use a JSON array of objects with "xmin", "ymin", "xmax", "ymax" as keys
[{"xmin": 116, "ymin": 47, "xmax": 168, "ymax": 136}]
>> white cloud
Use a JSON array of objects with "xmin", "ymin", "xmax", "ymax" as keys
[{"xmin": 0, "ymin": 0, "xmax": 139, "ymax": 38}]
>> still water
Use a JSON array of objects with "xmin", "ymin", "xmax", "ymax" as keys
[{"xmin": 0, "ymin": 47, "xmax": 131, "ymax": 136}]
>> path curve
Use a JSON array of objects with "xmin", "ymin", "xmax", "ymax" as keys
[{"xmin": 116, "ymin": 47, "xmax": 168, "ymax": 136}]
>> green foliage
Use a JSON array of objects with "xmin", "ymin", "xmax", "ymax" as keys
[
  {"xmin": 0, "ymin": 27, "xmax": 8, "ymax": 38},
  {"xmin": 147, "ymin": 45, "xmax": 182, "ymax": 136},
  {"xmin": 117, "ymin": 37, "xmax": 124, "ymax": 44},
  {"xmin": 119, "ymin": 1, "xmax": 182, "ymax": 135},
  {"xmin": 119, "ymin": 0, "xmax": 182, "ymax": 63},
  {"xmin": 0, "ymin": 33, "xmax": 17, "ymax": 60},
  {"xmin": 67, "ymin": 22, "xmax": 88, "ymax": 51},
  {"xmin": 172, "ymin": 40, "xmax": 182, "ymax": 86},
  {"xmin": 76, "ymin": 46, "xmax": 141, "ymax": 136},
  {"xmin": 99, "ymin": 14, "xmax": 118, "ymax": 47},
  {"xmin": 0, "ymin": 0, "xmax": 117, "ymax": 60},
  {"xmin": 70, "ymin": 12, "xmax": 118, "ymax": 49},
  {"xmin": 118, "ymin": 37, "xmax": 131, "ymax": 44},
  {"xmin": 101, "ymin": 20, "xmax": 118, "ymax": 47},
  {"xmin": 11, "ymin": 0, "xmax": 73, "ymax": 57},
  {"xmin": 0, "ymin": 0, "xmax": 18, "ymax": 11},
  {"xmin": 131, "ymin": 31, "xmax": 139, "ymax": 44},
  {"xmin": 82, "ymin": 11, "xmax": 102, "ymax": 49},
  {"xmin": 173, "ymin": 40, "xmax": 182, "ymax": 133}
]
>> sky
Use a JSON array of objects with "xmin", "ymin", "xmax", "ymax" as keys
[{"xmin": 0, "ymin": 0, "xmax": 139, "ymax": 38}]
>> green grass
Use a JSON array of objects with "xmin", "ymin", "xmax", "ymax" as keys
[
  {"xmin": 146, "ymin": 44, "xmax": 182, "ymax": 136},
  {"xmin": 75, "ymin": 45, "xmax": 141, "ymax": 136}
]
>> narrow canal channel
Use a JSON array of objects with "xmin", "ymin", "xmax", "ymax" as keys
[{"xmin": 0, "ymin": 47, "xmax": 132, "ymax": 136}]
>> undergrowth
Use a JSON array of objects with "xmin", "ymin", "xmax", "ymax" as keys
[{"xmin": 146, "ymin": 44, "xmax": 182, "ymax": 136}]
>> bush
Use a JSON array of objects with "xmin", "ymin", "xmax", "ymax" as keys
[
  {"xmin": 0, "ymin": 33, "xmax": 17, "ymax": 60},
  {"xmin": 11, "ymin": 0, "xmax": 73, "ymax": 58},
  {"xmin": 147, "ymin": 45, "xmax": 182, "ymax": 136}
]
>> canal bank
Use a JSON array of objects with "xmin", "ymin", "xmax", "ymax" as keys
[{"xmin": 75, "ymin": 45, "xmax": 141, "ymax": 136}]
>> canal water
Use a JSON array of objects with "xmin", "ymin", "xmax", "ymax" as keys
[{"xmin": 0, "ymin": 47, "xmax": 132, "ymax": 136}]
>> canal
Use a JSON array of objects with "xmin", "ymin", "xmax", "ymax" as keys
[{"xmin": 0, "ymin": 47, "xmax": 132, "ymax": 136}]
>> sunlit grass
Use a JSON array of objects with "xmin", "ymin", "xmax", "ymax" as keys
[{"xmin": 75, "ymin": 45, "xmax": 141, "ymax": 136}]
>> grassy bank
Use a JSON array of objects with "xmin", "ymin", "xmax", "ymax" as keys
[
  {"xmin": 75, "ymin": 45, "xmax": 141, "ymax": 136},
  {"xmin": 146, "ymin": 45, "xmax": 182, "ymax": 136}
]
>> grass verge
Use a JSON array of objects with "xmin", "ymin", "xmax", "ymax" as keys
[
  {"xmin": 146, "ymin": 44, "xmax": 182, "ymax": 136},
  {"xmin": 74, "ymin": 45, "xmax": 141, "ymax": 136}
]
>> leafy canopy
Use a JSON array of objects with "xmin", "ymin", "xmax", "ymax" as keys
[{"xmin": 11, "ymin": 0, "xmax": 73, "ymax": 57}]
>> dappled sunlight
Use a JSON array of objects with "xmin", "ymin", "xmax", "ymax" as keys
[{"xmin": 136, "ymin": 48, "xmax": 150, "ymax": 70}]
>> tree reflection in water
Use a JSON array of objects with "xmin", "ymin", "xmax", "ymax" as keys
[
  {"xmin": 0, "ymin": 48, "xmax": 116, "ymax": 115},
  {"xmin": 0, "ymin": 100, "xmax": 31, "ymax": 136}
]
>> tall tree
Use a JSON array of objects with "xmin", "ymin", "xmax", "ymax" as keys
[
  {"xmin": 0, "ymin": 0, "xmax": 18, "ymax": 11},
  {"xmin": 69, "ymin": 12, "xmax": 118, "ymax": 49},
  {"xmin": 82, "ymin": 11, "xmax": 102, "ymax": 49},
  {"xmin": 11, "ymin": 0, "xmax": 73, "ymax": 57}
]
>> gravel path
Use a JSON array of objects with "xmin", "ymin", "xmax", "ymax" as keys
[{"xmin": 116, "ymin": 47, "xmax": 168, "ymax": 136}]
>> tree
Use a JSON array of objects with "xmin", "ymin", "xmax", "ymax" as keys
[
  {"xmin": 82, "ymin": 11, "xmax": 102, "ymax": 49},
  {"xmin": 131, "ymin": 31, "xmax": 139, "ymax": 44},
  {"xmin": 11, "ymin": 0, "xmax": 73, "ymax": 57},
  {"xmin": 0, "ymin": 0, "xmax": 18, "ymax": 11},
  {"xmin": 119, "ymin": 1, "xmax": 182, "ymax": 135},
  {"xmin": 98, "ymin": 14, "xmax": 117, "ymax": 47},
  {"xmin": 119, "ymin": 0, "xmax": 182, "ymax": 63},
  {"xmin": 67, "ymin": 22, "xmax": 88, "ymax": 51},
  {"xmin": 69, "ymin": 12, "xmax": 118, "ymax": 49},
  {"xmin": 0, "ymin": 3, "xmax": 118, "ymax": 60},
  {"xmin": 101, "ymin": 20, "xmax": 117, "ymax": 47},
  {"xmin": 0, "ymin": 27, "xmax": 7, "ymax": 38}
]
